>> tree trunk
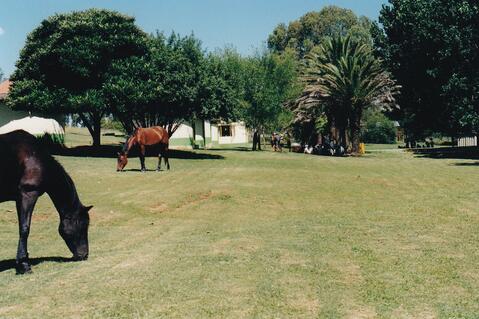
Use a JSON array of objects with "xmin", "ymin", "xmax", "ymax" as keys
[
  {"xmin": 202, "ymin": 120, "xmax": 207, "ymax": 149},
  {"xmin": 258, "ymin": 131, "xmax": 262, "ymax": 150},
  {"xmin": 166, "ymin": 122, "xmax": 182, "ymax": 138},
  {"xmin": 252, "ymin": 130, "xmax": 258, "ymax": 151},
  {"xmin": 92, "ymin": 127, "xmax": 101, "ymax": 147},
  {"xmin": 92, "ymin": 113, "xmax": 102, "ymax": 147},
  {"xmin": 79, "ymin": 112, "xmax": 102, "ymax": 147},
  {"xmin": 339, "ymin": 127, "xmax": 347, "ymax": 149},
  {"xmin": 351, "ymin": 118, "xmax": 361, "ymax": 154}
]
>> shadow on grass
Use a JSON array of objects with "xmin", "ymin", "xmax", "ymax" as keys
[
  {"xmin": 208, "ymin": 146, "xmax": 253, "ymax": 152},
  {"xmin": 49, "ymin": 145, "xmax": 224, "ymax": 160},
  {"xmin": 0, "ymin": 256, "xmax": 74, "ymax": 273},
  {"xmin": 452, "ymin": 162, "xmax": 479, "ymax": 166},
  {"xmin": 413, "ymin": 146, "xmax": 479, "ymax": 160},
  {"xmin": 120, "ymin": 168, "xmax": 162, "ymax": 172}
]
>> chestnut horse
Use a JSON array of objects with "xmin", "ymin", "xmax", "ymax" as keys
[
  {"xmin": 0, "ymin": 130, "xmax": 92, "ymax": 274},
  {"xmin": 117, "ymin": 126, "xmax": 170, "ymax": 172}
]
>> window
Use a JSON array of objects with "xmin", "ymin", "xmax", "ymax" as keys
[{"xmin": 220, "ymin": 125, "xmax": 232, "ymax": 137}]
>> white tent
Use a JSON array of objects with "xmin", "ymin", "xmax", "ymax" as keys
[{"xmin": 0, "ymin": 116, "xmax": 64, "ymax": 137}]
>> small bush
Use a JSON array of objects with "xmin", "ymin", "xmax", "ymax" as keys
[{"xmin": 361, "ymin": 111, "xmax": 397, "ymax": 144}]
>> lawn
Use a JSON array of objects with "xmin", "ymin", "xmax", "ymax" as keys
[{"xmin": 0, "ymin": 130, "xmax": 478, "ymax": 318}]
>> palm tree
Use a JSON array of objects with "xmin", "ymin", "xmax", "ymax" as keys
[{"xmin": 299, "ymin": 36, "xmax": 400, "ymax": 153}]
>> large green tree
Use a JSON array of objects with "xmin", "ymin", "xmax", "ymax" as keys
[
  {"xmin": 240, "ymin": 49, "xmax": 300, "ymax": 150},
  {"xmin": 198, "ymin": 49, "xmax": 243, "ymax": 124},
  {"xmin": 299, "ymin": 36, "xmax": 399, "ymax": 153},
  {"xmin": 105, "ymin": 33, "xmax": 203, "ymax": 136},
  {"xmin": 268, "ymin": 6, "xmax": 373, "ymax": 58},
  {"xmin": 375, "ymin": 0, "xmax": 479, "ymax": 140},
  {"xmin": 104, "ymin": 34, "xmax": 240, "ymax": 137},
  {"xmin": 7, "ymin": 9, "xmax": 148, "ymax": 146}
]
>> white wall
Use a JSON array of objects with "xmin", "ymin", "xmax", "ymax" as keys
[
  {"xmin": 211, "ymin": 124, "xmax": 219, "ymax": 142},
  {"xmin": 171, "ymin": 123, "xmax": 193, "ymax": 139},
  {"xmin": 170, "ymin": 120, "xmax": 248, "ymax": 147},
  {"xmin": 458, "ymin": 136, "xmax": 478, "ymax": 147},
  {"xmin": 212, "ymin": 122, "xmax": 249, "ymax": 144}
]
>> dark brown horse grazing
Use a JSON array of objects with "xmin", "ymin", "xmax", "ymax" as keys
[
  {"xmin": 117, "ymin": 126, "xmax": 170, "ymax": 172},
  {"xmin": 0, "ymin": 130, "xmax": 92, "ymax": 274}
]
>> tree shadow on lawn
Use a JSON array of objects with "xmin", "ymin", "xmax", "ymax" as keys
[
  {"xmin": 207, "ymin": 146, "xmax": 252, "ymax": 152},
  {"xmin": 120, "ymin": 168, "xmax": 162, "ymax": 172},
  {"xmin": 49, "ymin": 144, "xmax": 224, "ymax": 160},
  {"xmin": 413, "ymin": 146, "xmax": 479, "ymax": 160},
  {"xmin": 452, "ymin": 162, "xmax": 479, "ymax": 166},
  {"xmin": 0, "ymin": 256, "xmax": 74, "ymax": 273}
]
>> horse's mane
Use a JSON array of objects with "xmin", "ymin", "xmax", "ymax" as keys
[
  {"xmin": 122, "ymin": 128, "xmax": 140, "ymax": 153},
  {"xmin": 37, "ymin": 143, "xmax": 82, "ymax": 212},
  {"xmin": 122, "ymin": 136, "xmax": 130, "ymax": 152}
]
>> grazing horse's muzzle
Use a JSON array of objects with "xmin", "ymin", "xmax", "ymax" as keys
[
  {"xmin": 72, "ymin": 253, "xmax": 88, "ymax": 261},
  {"xmin": 117, "ymin": 152, "xmax": 128, "ymax": 171}
]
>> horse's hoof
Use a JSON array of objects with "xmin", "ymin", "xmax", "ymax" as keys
[{"xmin": 15, "ymin": 262, "xmax": 32, "ymax": 275}]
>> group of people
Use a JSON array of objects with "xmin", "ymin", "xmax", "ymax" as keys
[{"xmin": 304, "ymin": 133, "xmax": 345, "ymax": 156}]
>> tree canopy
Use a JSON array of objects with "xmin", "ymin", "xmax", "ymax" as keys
[
  {"xmin": 239, "ymin": 49, "xmax": 300, "ymax": 134},
  {"xmin": 104, "ymin": 33, "xmax": 241, "ymax": 136},
  {"xmin": 375, "ymin": 0, "xmax": 479, "ymax": 139},
  {"xmin": 268, "ymin": 6, "xmax": 373, "ymax": 58},
  {"xmin": 296, "ymin": 36, "xmax": 399, "ymax": 153},
  {"xmin": 7, "ymin": 9, "xmax": 148, "ymax": 145}
]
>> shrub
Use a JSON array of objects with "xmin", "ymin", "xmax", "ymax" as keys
[{"xmin": 361, "ymin": 111, "xmax": 397, "ymax": 144}]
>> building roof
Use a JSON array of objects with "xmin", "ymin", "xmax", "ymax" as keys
[
  {"xmin": 0, "ymin": 80, "xmax": 11, "ymax": 100},
  {"xmin": 0, "ymin": 116, "xmax": 65, "ymax": 136}
]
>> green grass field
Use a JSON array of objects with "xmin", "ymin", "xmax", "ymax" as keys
[{"xmin": 0, "ymin": 129, "xmax": 478, "ymax": 318}]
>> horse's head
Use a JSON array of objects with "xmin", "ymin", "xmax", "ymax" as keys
[
  {"xmin": 59, "ymin": 204, "xmax": 92, "ymax": 261},
  {"xmin": 117, "ymin": 151, "xmax": 128, "ymax": 171}
]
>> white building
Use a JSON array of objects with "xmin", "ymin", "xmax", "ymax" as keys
[
  {"xmin": 169, "ymin": 120, "xmax": 250, "ymax": 149},
  {"xmin": 457, "ymin": 136, "xmax": 478, "ymax": 147},
  {"xmin": 0, "ymin": 80, "xmax": 64, "ymax": 128}
]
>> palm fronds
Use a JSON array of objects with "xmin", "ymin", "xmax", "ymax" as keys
[{"xmin": 291, "ymin": 35, "xmax": 400, "ymax": 152}]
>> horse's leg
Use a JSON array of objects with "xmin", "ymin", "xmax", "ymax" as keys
[
  {"xmin": 157, "ymin": 145, "xmax": 162, "ymax": 171},
  {"xmin": 164, "ymin": 146, "xmax": 170, "ymax": 170},
  {"xmin": 139, "ymin": 145, "xmax": 146, "ymax": 172},
  {"xmin": 15, "ymin": 190, "xmax": 39, "ymax": 274}
]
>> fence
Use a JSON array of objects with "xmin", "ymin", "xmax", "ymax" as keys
[{"xmin": 457, "ymin": 136, "xmax": 478, "ymax": 147}]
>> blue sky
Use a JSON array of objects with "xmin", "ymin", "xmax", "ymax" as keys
[{"xmin": 0, "ymin": 0, "xmax": 387, "ymax": 77}]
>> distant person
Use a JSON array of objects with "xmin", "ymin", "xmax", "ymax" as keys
[
  {"xmin": 252, "ymin": 130, "xmax": 261, "ymax": 151},
  {"xmin": 275, "ymin": 133, "xmax": 282, "ymax": 152}
]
